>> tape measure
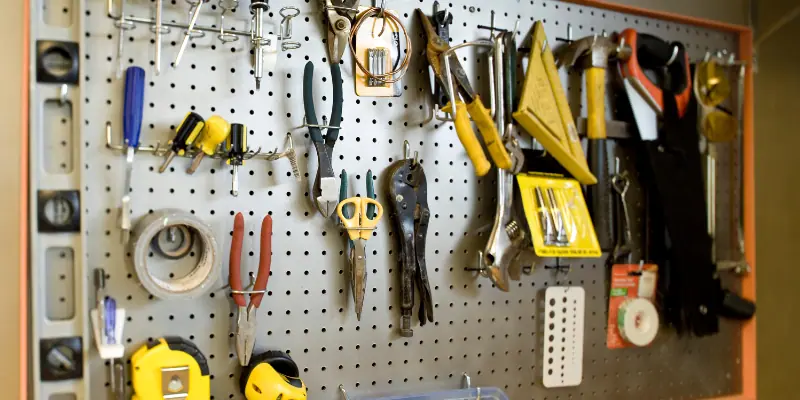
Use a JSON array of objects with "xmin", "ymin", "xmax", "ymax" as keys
[
  {"xmin": 240, "ymin": 350, "xmax": 307, "ymax": 400},
  {"xmin": 617, "ymin": 298, "xmax": 659, "ymax": 347},
  {"xmin": 131, "ymin": 337, "xmax": 210, "ymax": 400}
]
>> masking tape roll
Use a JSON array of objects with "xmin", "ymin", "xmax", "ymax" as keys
[
  {"xmin": 130, "ymin": 209, "xmax": 220, "ymax": 299},
  {"xmin": 617, "ymin": 298, "xmax": 659, "ymax": 347}
]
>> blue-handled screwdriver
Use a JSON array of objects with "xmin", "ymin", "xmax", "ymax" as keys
[{"xmin": 120, "ymin": 66, "xmax": 145, "ymax": 244}]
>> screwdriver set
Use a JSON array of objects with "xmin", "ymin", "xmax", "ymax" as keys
[{"xmin": 26, "ymin": 0, "xmax": 754, "ymax": 399}]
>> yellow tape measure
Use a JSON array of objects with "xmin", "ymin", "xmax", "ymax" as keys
[{"xmin": 131, "ymin": 337, "xmax": 210, "ymax": 400}]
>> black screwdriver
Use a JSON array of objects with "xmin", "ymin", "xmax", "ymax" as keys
[
  {"xmin": 159, "ymin": 112, "xmax": 205, "ymax": 173},
  {"xmin": 226, "ymin": 123, "xmax": 247, "ymax": 196}
]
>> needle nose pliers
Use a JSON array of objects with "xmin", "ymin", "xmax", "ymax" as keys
[{"xmin": 230, "ymin": 213, "xmax": 272, "ymax": 366}]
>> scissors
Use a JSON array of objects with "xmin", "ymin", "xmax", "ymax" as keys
[{"xmin": 337, "ymin": 175, "xmax": 383, "ymax": 321}]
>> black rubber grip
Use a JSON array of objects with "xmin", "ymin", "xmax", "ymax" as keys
[
  {"xmin": 302, "ymin": 62, "xmax": 323, "ymax": 143},
  {"xmin": 172, "ymin": 112, "xmax": 204, "ymax": 152},
  {"xmin": 326, "ymin": 62, "xmax": 343, "ymax": 144},
  {"xmin": 636, "ymin": 33, "xmax": 689, "ymax": 94},
  {"xmin": 588, "ymin": 139, "xmax": 614, "ymax": 251},
  {"xmin": 718, "ymin": 289, "xmax": 756, "ymax": 320},
  {"xmin": 227, "ymin": 123, "xmax": 247, "ymax": 164},
  {"xmin": 637, "ymin": 33, "xmax": 675, "ymax": 68}
]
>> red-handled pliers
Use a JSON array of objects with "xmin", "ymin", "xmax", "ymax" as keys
[{"xmin": 230, "ymin": 212, "xmax": 272, "ymax": 366}]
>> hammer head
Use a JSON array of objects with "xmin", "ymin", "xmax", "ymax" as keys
[{"xmin": 557, "ymin": 35, "xmax": 616, "ymax": 69}]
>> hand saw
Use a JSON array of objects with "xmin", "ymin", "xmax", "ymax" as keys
[{"xmin": 617, "ymin": 29, "xmax": 692, "ymax": 140}]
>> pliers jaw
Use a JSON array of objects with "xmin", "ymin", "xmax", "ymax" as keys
[
  {"xmin": 235, "ymin": 305, "xmax": 258, "ymax": 366},
  {"xmin": 322, "ymin": 0, "xmax": 354, "ymax": 64},
  {"xmin": 350, "ymin": 239, "xmax": 368, "ymax": 320}
]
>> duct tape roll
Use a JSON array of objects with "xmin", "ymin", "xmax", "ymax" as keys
[
  {"xmin": 130, "ymin": 209, "xmax": 220, "ymax": 299},
  {"xmin": 617, "ymin": 298, "xmax": 659, "ymax": 347}
]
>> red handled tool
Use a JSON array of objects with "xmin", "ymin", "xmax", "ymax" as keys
[
  {"xmin": 618, "ymin": 29, "xmax": 691, "ymax": 140},
  {"xmin": 230, "ymin": 213, "xmax": 272, "ymax": 366}
]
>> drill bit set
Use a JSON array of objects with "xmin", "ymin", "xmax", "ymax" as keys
[{"xmin": 517, "ymin": 174, "xmax": 601, "ymax": 258}]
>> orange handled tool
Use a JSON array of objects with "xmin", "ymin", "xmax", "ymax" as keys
[{"xmin": 230, "ymin": 213, "xmax": 272, "ymax": 366}]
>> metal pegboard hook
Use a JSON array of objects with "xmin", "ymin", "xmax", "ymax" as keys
[
  {"xmin": 217, "ymin": 0, "xmax": 241, "ymax": 43},
  {"xmin": 370, "ymin": 0, "xmax": 389, "ymax": 38},
  {"xmin": 295, "ymin": 115, "xmax": 342, "ymax": 132},
  {"xmin": 440, "ymin": 39, "xmax": 495, "ymax": 119},
  {"xmin": 105, "ymin": 121, "xmax": 168, "ymax": 155}
]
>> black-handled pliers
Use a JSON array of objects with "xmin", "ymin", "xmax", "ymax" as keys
[{"xmin": 303, "ymin": 61, "xmax": 344, "ymax": 217}]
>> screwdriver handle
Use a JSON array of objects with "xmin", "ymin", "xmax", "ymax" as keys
[
  {"xmin": 123, "ymin": 67, "xmax": 146, "ymax": 148},
  {"xmin": 226, "ymin": 123, "xmax": 247, "ymax": 165}
]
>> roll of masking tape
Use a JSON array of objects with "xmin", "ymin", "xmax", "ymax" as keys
[
  {"xmin": 130, "ymin": 209, "xmax": 220, "ymax": 299},
  {"xmin": 617, "ymin": 298, "xmax": 659, "ymax": 347}
]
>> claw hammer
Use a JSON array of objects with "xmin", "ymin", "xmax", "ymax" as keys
[{"xmin": 558, "ymin": 35, "xmax": 620, "ymax": 251}]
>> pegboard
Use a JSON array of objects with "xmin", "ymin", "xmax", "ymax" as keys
[{"xmin": 27, "ymin": 0, "xmax": 745, "ymax": 399}]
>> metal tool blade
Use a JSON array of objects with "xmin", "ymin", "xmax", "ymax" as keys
[{"xmin": 622, "ymin": 78, "xmax": 659, "ymax": 141}]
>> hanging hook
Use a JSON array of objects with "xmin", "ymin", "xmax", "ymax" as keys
[{"xmin": 217, "ymin": 0, "xmax": 241, "ymax": 43}]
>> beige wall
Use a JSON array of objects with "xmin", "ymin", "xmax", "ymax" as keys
[
  {"xmin": 0, "ymin": 0, "xmax": 24, "ymax": 399},
  {"xmin": 753, "ymin": 1, "xmax": 800, "ymax": 399},
  {"xmin": 0, "ymin": 0, "xmax": 765, "ymax": 399}
]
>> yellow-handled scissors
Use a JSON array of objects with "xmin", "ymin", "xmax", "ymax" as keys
[
  {"xmin": 337, "ymin": 197, "xmax": 384, "ymax": 240},
  {"xmin": 337, "ymin": 196, "xmax": 383, "ymax": 321}
]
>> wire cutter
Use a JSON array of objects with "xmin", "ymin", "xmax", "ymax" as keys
[
  {"xmin": 337, "ymin": 170, "xmax": 383, "ymax": 321},
  {"xmin": 303, "ymin": 61, "xmax": 344, "ymax": 218},
  {"xmin": 416, "ymin": 8, "xmax": 512, "ymax": 176},
  {"xmin": 230, "ymin": 212, "xmax": 272, "ymax": 366},
  {"xmin": 321, "ymin": 0, "xmax": 358, "ymax": 64}
]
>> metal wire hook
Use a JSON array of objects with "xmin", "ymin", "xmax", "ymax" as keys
[{"xmin": 218, "ymin": 0, "xmax": 241, "ymax": 43}]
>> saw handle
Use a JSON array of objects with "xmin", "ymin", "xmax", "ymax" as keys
[
  {"xmin": 636, "ymin": 33, "xmax": 676, "ymax": 67},
  {"xmin": 443, "ymin": 101, "xmax": 491, "ymax": 176},
  {"xmin": 465, "ymin": 95, "xmax": 512, "ymax": 170},
  {"xmin": 585, "ymin": 67, "xmax": 607, "ymax": 140}
]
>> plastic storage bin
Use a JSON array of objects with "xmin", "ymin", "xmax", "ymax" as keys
[{"xmin": 363, "ymin": 387, "xmax": 508, "ymax": 400}]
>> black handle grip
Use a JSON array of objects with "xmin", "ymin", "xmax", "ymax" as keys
[
  {"xmin": 718, "ymin": 289, "xmax": 756, "ymax": 320},
  {"xmin": 637, "ymin": 33, "xmax": 675, "ymax": 68},
  {"xmin": 588, "ymin": 139, "xmax": 615, "ymax": 251},
  {"xmin": 636, "ymin": 33, "xmax": 689, "ymax": 94}
]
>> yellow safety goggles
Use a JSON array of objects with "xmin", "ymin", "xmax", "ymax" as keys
[{"xmin": 694, "ymin": 59, "xmax": 739, "ymax": 142}]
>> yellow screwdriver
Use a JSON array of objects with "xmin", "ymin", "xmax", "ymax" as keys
[
  {"xmin": 159, "ymin": 112, "xmax": 205, "ymax": 173},
  {"xmin": 187, "ymin": 115, "xmax": 230, "ymax": 174}
]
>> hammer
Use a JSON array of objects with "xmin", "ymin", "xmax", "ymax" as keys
[{"xmin": 558, "ymin": 35, "xmax": 619, "ymax": 251}]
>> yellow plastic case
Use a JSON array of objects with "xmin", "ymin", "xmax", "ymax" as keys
[{"xmin": 517, "ymin": 173, "xmax": 602, "ymax": 258}]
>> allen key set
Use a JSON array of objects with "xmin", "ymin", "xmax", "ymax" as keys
[{"xmin": 27, "ymin": 0, "xmax": 756, "ymax": 399}]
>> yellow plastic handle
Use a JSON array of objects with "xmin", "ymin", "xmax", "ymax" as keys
[
  {"xmin": 198, "ymin": 115, "xmax": 231, "ymax": 155},
  {"xmin": 337, "ymin": 197, "xmax": 384, "ymax": 240},
  {"xmin": 585, "ymin": 67, "xmax": 607, "ymax": 140},
  {"xmin": 466, "ymin": 95, "xmax": 513, "ymax": 170},
  {"xmin": 442, "ymin": 101, "xmax": 491, "ymax": 177}
]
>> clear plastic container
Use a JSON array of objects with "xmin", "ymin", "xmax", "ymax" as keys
[{"xmin": 364, "ymin": 387, "xmax": 508, "ymax": 400}]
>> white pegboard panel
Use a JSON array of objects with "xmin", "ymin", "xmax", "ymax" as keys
[{"xmin": 28, "ymin": 0, "xmax": 743, "ymax": 399}]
